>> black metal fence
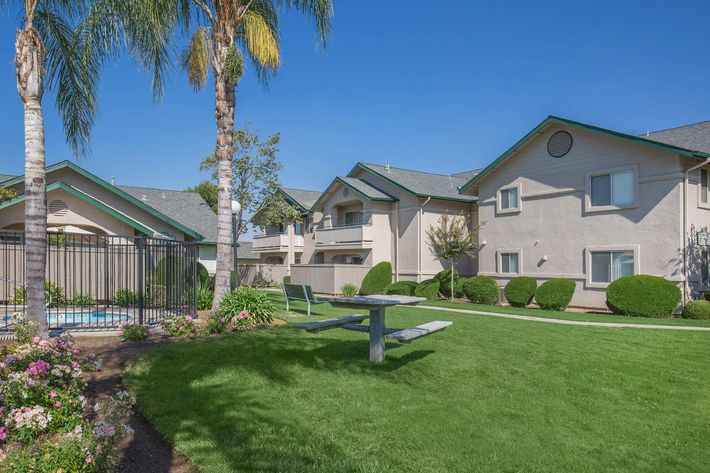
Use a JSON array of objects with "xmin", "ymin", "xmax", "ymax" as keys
[{"xmin": 0, "ymin": 231, "xmax": 198, "ymax": 331}]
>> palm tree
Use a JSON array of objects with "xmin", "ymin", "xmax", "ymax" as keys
[
  {"xmin": 174, "ymin": 0, "xmax": 333, "ymax": 310},
  {"xmin": 10, "ymin": 0, "xmax": 173, "ymax": 336}
]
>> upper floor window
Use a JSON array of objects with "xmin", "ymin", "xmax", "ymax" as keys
[
  {"xmin": 591, "ymin": 250, "xmax": 634, "ymax": 283},
  {"xmin": 265, "ymin": 224, "xmax": 284, "ymax": 235},
  {"xmin": 344, "ymin": 211, "xmax": 363, "ymax": 226},
  {"xmin": 305, "ymin": 217, "xmax": 314, "ymax": 234},
  {"xmin": 343, "ymin": 255, "xmax": 363, "ymax": 265},
  {"xmin": 496, "ymin": 184, "xmax": 521, "ymax": 214},
  {"xmin": 587, "ymin": 167, "xmax": 637, "ymax": 210},
  {"xmin": 294, "ymin": 221, "xmax": 304, "ymax": 235}
]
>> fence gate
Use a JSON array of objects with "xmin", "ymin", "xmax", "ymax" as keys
[{"xmin": 0, "ymin": 231, "xmax": 198, "ymax": 332}]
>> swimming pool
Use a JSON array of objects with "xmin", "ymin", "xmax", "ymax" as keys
[{"xmin": 47, "ymin": 311, "xmax": 132, "ymax": 327}]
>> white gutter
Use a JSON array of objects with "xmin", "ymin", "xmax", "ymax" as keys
[
  {"xmin": 683, "ymin": 159, "xmax": 707, "ymax": 304},
  {"xmin": 394, "ymin": 200, "xmax": 399, "ymax": 282},
  {"xmin": 417, "ymin": 197, "xmax": 432, "ymax": 282}
]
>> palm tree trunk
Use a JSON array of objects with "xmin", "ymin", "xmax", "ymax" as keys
[
  {"xmin": 211, "ymin": 40, "xmax": 236, "ymax": 311},
  {"xmin": 16, "ymin": 28, "xmax": 49, "ymax": 338}
]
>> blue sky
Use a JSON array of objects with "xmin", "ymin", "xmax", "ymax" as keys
[{"xmin": 1, "ymin": 1, "xmax": 710, "ymax": 193}]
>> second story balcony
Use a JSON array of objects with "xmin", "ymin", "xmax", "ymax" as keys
[
  {"xmin": 314, "ymin": 224, "xmax": 373, "ymax": 250},
  {"xmin": 252, "ymin": 233, "xmax": 304, "ymax": 253}
]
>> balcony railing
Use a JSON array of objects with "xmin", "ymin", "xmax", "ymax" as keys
[
  {"xmin": 252, "ymin": 233, "xmax": 304, "ymax": 252},
  {"xmin": 314, "ymin": 224, "xmax": 373, "ymax": 249}
]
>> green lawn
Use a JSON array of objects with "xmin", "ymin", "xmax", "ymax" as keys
[
  {"xmin": 422, "ymin": 299, "xmax": 710, "ymax": 327},
  {"xmin": 125, "ymin": 295, "xmax": 710, "ymax": 472}
]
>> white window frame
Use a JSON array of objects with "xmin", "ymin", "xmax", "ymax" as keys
[
  {"xmin": 496, "ymin": 183, "xmax": 522, "ymax": 215},
  {"xmin": 585, "ymin": 164, "xmax": 639, "ymax": 213},
  {"xmin": 585, "ymin": 245, "xmax": 640, "ymax": 288},
  {"xmin": 497, "ymin": 249, "xmax": 522, "ymax": 274},
  {"xmin": 698, "ymin": 168, "xmax": 710, "ymax": 209}
]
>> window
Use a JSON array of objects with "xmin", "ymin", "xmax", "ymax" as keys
[
  {"xmin": 343, "ymin": 255, "xmax": 363, "ymax": 265},
  {"xmin": 295, "ymin": 255, "xmax": 301, "ymax": 264},
  {"xmin": 499, "ymin": 187, "xmax": 519, "ymax": 210},
  {"xmin": 590, "ymin": 170, "xmax": 634, "ymax": 207},
  {"xmin": 294, "ymin": 221, "xmax": 304, "ymax": 235},
  {"xmin": 344, "ymin": 211, "xmax": 363, "ymax": 226},
  {"xmin": 500, "ymin": 252, "xmax": 519, "ymax": 274},
  {"xmin": 305, "ymin": 217, "xmax": 314, "ymax": 234},
  {"xmin": 700, "ymin": 169, "xmax": 709, "ymax": 205},
  {"xmin": 591, "ymin": 251, "xmax": 634, "ymax": 283},
  {"xmin": 265, "ymin": 224, "xmax": 284, "ymax": 235}
]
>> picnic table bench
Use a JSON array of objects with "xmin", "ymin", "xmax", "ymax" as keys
[
  {"xmin": 282, "ymin": 283, "xmax": 325, "ymax": 315},
  {"xmin": 294, "ymin": 294, "xmax": 453, "ymax": 362}
]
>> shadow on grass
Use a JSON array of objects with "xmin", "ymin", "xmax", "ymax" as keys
[{"xmin": 125, "ymin": 329, "xmax": 433, "ymax": 472}]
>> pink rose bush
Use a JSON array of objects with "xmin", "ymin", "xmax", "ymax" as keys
[
  {"xmin": 0, "ymin": 329, "xmax": 134, "ymax": 471},
  {"xmin": 120, "ymin": 322, "xmax": 150, "ymax": 342},
  {"xmin": 159, "ymin": 314, "xmax": 207, "ymax": 337}
]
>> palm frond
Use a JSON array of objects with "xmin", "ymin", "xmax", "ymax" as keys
[
  {"xmin": 181, "ymin": 26, "xmax": 212, "ymax": 91},
  {"xmin": 34, "ymin": 6, "xmax": 97, "ymax": 156},
  {"xmin": 277, "ymin": 0, "xmax": 333, "ymax": 46},
  {"xmin": 241, "ymin": 8, "xmax": 280, "ymax": 69}
]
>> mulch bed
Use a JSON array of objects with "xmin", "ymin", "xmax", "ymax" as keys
[{"xmin": 76, "ymin": 336, "xmax": 196, "ymax": 473}]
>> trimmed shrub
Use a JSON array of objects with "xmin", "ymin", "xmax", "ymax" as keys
[
  {"xmin": 121, "ymin": 323, "xmax": 150, "ymax": 342},
  {"xmin": 197, "ymin": 280, "xmax": 214, "ymax": 310},
  {"xmin": 359, "ymin": 262, "xmax": 392, "ymax": 295},
  {"xmin": 384, "ymin": 281, "xmax": 418, "ymax": 296},
  {"xmin": 504, "ymin": 276, "xmax": 537, "ymax": 307},
  {"xmin": 415, "ymin": 279, "xmax": 440, "ymax": 301},
  {"xmin": 606, "ymin": 275, "xmax": 681, "ymax": 318},
  {"xmin": 341, "ymin": 283, "xmax": 358, "ymax": 297},
  {"xmin": 454, "ymin": 278, "xmax": 466, "ymax": 298},
  {"xmin": 681, "ymin": 300, "xmax": 710, "ymax": 320},
  {"xmin": 11, "ymin": 282, "xmax": 65, "ymax": 307},
  {"xmin": 435, "ymin": 268, "xmax": 460, "ymax": 298},
  {"xmin": 115, "ymin": 288, "xmax": 138, "ymax": 306},
  {"xmin": 219, "ymin": 286, "xmax": 274, "ymax": 324},
  {"xmin": 196, "ymin": 262, "xmax": 210, "ymax": 285},
  {"xmin": 463, "ymin": 276, "xmax": 498, "ymax": 305},
  {"xmin": 71, "ymin": 294, "xmax": 97, "ymax": 307},
  {"xmin": 534, "ymin": 278, "xmax": 575, "ymax": 311}
]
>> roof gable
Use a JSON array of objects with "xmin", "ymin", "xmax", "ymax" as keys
[
  {"xmin": 644, "ymin": 121, "xmax": 710, "ymax": 154},
  {"xmin": 1, "ymin": 161, "xmax": 204, "ymax": 240},
  {"xmin": 279, "ymin": 187, "xmax": 322, "ymax": 212},
  {"xmin": 310, "ymin": 177, "xmax": 396, "ymax": 211},
  {"xmin": 459, "ymin": 116, "xmax": 710, "ymax": 193}
]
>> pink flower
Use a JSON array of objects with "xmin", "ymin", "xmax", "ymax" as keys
[
  {"xmin": 32, "ymin": 336, "xmax": 40, "ymax": 344},
  {"xmin": 53, "ymin": 401, "xmax": 61, "ymax": 409},
  {"xmin": 49, "ymin": 391, "xmax": 57, "ymax": 398},
  {"xmin": 239, "ymin": 311, "xmax": 249, "ymax": 320},
  {"xmin": 185, "ymin": 316, "xmax": 193, "ymax": 322},
  {"xmin": 71, "ymin": 360, "xmax": 79, "ymax": 369},
  {"xmin": 0, "ymin": 426, "xmax": 6, "ymax": 441},
  {"xmin": 85, "ymin": 455, "xmax": 94, "ymax": 464}
]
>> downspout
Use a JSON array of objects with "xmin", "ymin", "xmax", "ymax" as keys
[
  {"xmin": 417, "ymin": 196, "xmax": 431, "ymax": 282},
  {"xmin": 394, "ymin": 200, "xmax": 399, "ymax": 282},
  {"xmin": 683, "ymin": 159, "xmax": 706, "ymax": 304}
]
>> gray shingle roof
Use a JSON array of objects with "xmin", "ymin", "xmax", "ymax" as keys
[
  {"xmin": 0, "ymin": 174, "xmax": 16, "ymax": 184},
  {"xmin": 280, "ymin": 187, "xmax": 322, "ymax": 211},
  {"xmin": 118, "ymin": 185, "xmax": 218, "ymax": 242},
  {"xmin": 357, "ymin": 163, "xmax": 479, "ymax": 202},
  {"xmin": 644, "ymin": 121, "xmax": 710, "ymax": 155},
  {"xmin": 337, "ymin": 177, "xmax": 396, "ymax": 201}
]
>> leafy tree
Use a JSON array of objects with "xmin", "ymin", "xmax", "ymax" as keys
[
  {"xmin": 169, "ymin": 0, "xmax": 333, "ymax": 310},
  {"xmin": 200, "ymin": 125, "xmax": 301, "ymax": 236},
  {"xmin": 7, "ymin": 0, "xmax": 174, "ymax": 336},
  {"xmin": 426, "ymin": 212, "xmax": 481, "ymax": 300},
  {"xmin": 187, "ymin": 180, "xmax": 218, "ymax": 213}
]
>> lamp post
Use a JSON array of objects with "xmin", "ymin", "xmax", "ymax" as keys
[{"xmin": 231, "ymin": 200, "xmax": 241, "ymax": 290}]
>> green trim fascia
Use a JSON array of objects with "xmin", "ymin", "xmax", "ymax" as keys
[
  {"xmin": 309, "ymin": 176, "xmax": 396, "ymax": 211},
  {"xmin": 0, "ymin": 181, "xmax": 155, "ymax": 236},
  {"xmin": 351, "ymin": 163, "xmax": 478, "ymax": 203},
  {"xmin": 1, "ymin": 161, "xmax": 204, "ymax": 240},
  {"xmin": 458, "ymin": 116, "xmax": 710, "ymax": 193}
]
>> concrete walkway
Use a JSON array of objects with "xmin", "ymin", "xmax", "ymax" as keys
[{"xmin": 410, "ymin": 304, "xmax": 710, "ymax": 332}]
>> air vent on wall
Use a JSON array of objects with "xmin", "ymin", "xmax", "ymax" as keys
[
  {"xmin": 49, "ymin": 199, "xmax": 68, "ymax": 217},
  {"xmin": 547, "ymin": 130, "xmax": 573, "ymax": 158},
  {"xmin": 342, "ymin": 187, "xmax": 350, "ymax": 198}
]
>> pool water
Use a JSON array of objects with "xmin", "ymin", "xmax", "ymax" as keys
[{"xmin": 47, "ymin": 311, "xmax": 132, "ymax": 327}]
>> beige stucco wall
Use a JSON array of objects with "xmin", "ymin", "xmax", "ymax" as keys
[{"xmin": 472, "ymin": 123, "xmax": 686, "ymax": 309}]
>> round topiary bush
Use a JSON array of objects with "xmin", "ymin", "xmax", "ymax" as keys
[
  {"xmin": 534, "ymin": 278, "xmax": 575, "ymax": 311},
  {"xmin": 504, "ymin": 276, "xmax": 537, "ymax": 307},
  {"xmin": 454, "ymin": 278, "xmax": 467, "ymax": 298},
  {"xmin": 681, "ymin": 300, "xmax": 710, "ymax": 320},
  {"xmin": 384, "ymin": 281, "xmax": 418, "ymax": 296},
  {"xmin": 415, "ymin": 279, "xmax": 440, "ymax": 301},
  {"xmin": 606, "ymin": 275, "xmax": 681, "ymax": 318},
  {"xmin": 463, "ymin": 276, "xmax": 498, "ymax": 305},
  {"xmin": 434, "ymin": 268, "xmax": 460, "ymax": 298},
  {"xmin": 359, "ymin": 261, "xmax": 393, "ymax": 295}
]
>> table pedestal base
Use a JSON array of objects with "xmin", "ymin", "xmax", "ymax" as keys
[{"xmin": 369, "ymin": 307, "xmax": 386, "ymax": 362}]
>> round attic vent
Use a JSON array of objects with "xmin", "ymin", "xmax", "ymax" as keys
[
  {"xmin": 49, "ymin": 199, "xmax": 68, "ymax": 217},
  {"xmin": 547, "ymin": 131, "xmax": 573, "ymax": 158}
]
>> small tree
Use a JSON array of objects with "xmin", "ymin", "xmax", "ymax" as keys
[
  {"xmin": 201, "ymin": 125, "xmax": 293, "ymax": 236},
  {"xmin": 426, "ymin": 212, "xmax": 480, "ymax": 300},
  {"xmin": 0, "ymin": 188, "xmax": 17, "ymax": 204}
]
